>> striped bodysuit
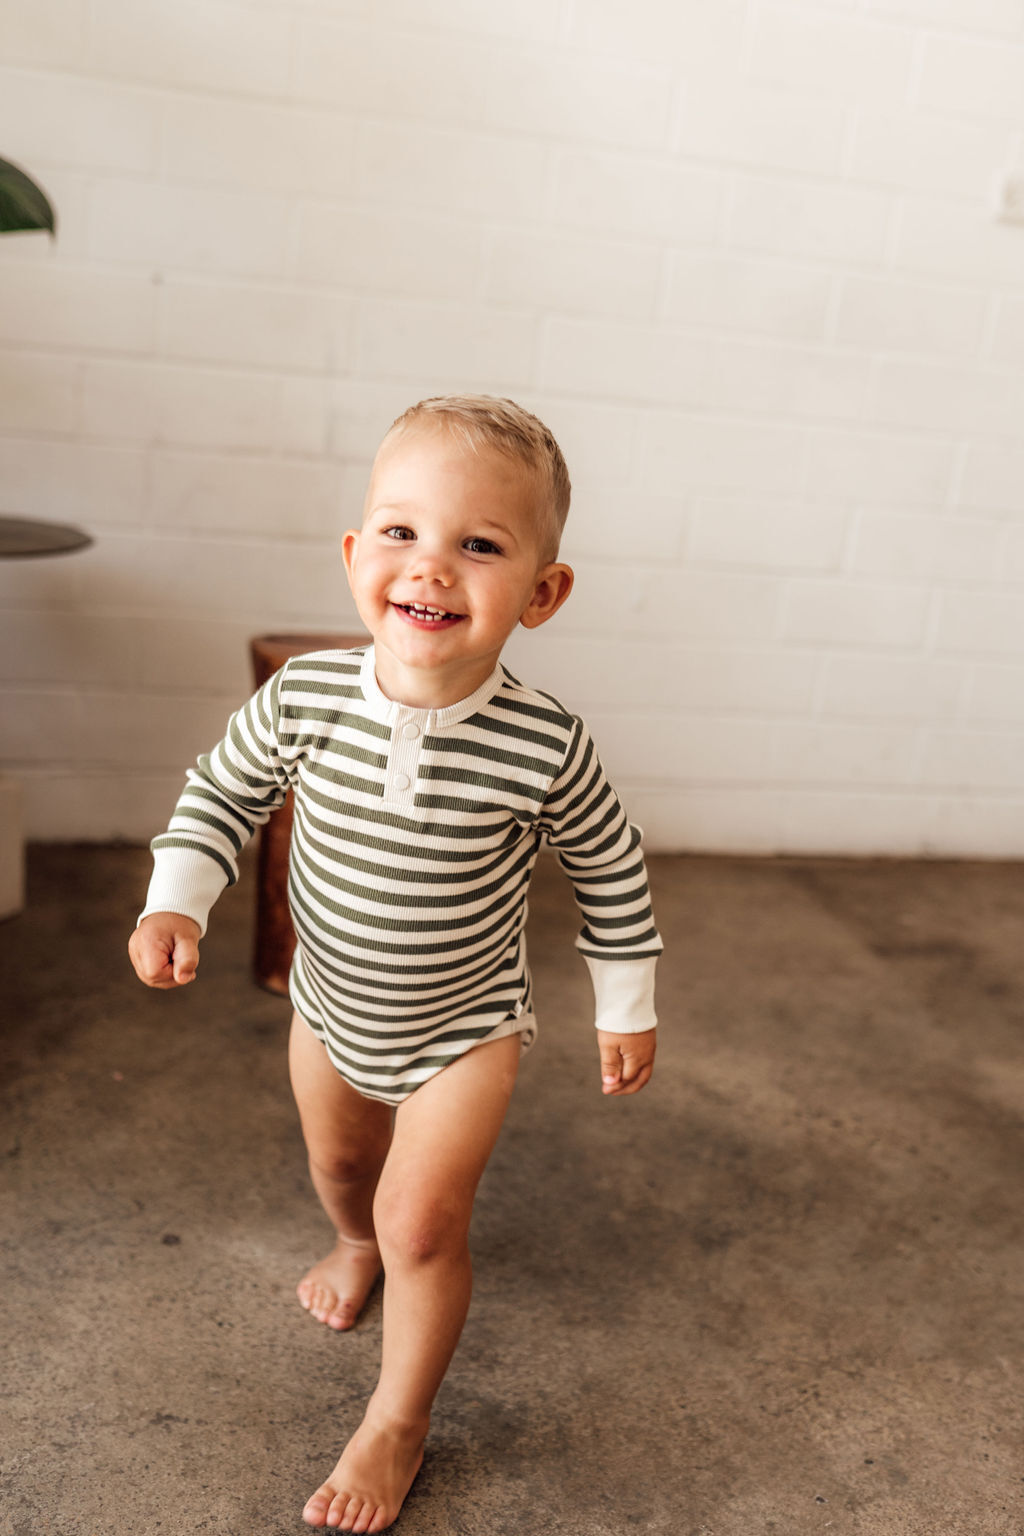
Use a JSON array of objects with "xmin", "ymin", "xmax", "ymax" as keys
[{"xmin": 141, "ymin": 647, "xmax": 662, "ymax": 1104}]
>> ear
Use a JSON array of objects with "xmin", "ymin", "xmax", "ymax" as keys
[
  {"xmin": 520, "ymin": 562, "xmax": 574, "ymax": 630},
  {"xmin": 341, "ymin": 529, "xmax": 360, "ymax": 586}
]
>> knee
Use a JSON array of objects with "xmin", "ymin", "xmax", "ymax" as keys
[
  {"xmin": 373, "ymin": 1187, "xmax": 468, "ymax": 1268},
  {"xmin": 308, "ymin": 1145, "xmax": 381, "ymax": 1187}
]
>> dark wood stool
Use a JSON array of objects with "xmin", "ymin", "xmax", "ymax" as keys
[{"xmin": 249, "ymin": 632, "xmax": 368, "ymax": 995}]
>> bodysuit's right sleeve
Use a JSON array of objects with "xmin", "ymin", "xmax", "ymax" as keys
[
  {"xmin": 138, "ymin": 668, "xmax": 293, "ymax": 935},
  {"xmin": 538, "ymin": 715, "xmax": 663, "ymax": 1035}
]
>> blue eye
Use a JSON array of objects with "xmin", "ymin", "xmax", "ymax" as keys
[{"xmin": 465, "ymin": 537, "xmax": 501, "ymax": 556}]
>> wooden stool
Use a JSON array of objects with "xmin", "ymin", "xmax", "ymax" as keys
[{"xmin": 249, "ymin": 632, "xmax": 368, "ymax": 995}]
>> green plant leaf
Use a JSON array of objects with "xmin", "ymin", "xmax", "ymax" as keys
[{"xmin": 0, "ymin": 156, "xmax": 56, "ymax": 236}]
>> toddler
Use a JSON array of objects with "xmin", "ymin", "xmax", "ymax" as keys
[{"xmin": 129, "ymin": 395, "xmax": 662, "ymax": 1533}]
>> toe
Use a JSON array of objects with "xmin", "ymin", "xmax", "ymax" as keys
[
  {"xmin": 298, "ymin": 1279, "xmax": 329, "ymax": 1318},
  {"xmin": 302, "ymin": 1485, "xmax": 333, "ymax": 1527},
  {"xmin": 334, "ymin": 1493, "xmax": 362, "ymax": 1531},
  {"xmin": 351, "ymin": 1500, "xmax": 375, "ymax": 1534},
  {"xmin": 309, "ymin": 1285, "xmax": 336, "ymax": 1323}
]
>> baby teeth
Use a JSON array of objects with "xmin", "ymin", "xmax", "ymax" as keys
[{"xmin": 405, "ymin": 602, "xmax": 453, "ymax": 621}]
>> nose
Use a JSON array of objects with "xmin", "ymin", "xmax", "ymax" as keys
[{"xmin": 407, "ymin": 538, "xmax": 454, "ymax": 587}]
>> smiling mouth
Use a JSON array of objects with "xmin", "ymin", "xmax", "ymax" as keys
[{"xmin": 394, "ymin": 601, "xmax": 465, "ymax": 625}]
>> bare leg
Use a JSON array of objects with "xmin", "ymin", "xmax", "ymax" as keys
[
  {"xmin": 289, "ymin": 1013, "xmax": 393, "ymax": 1331},
  {"xmin": 302, "ymin": 1032, "xmax": 520, "ymax": 1533}
]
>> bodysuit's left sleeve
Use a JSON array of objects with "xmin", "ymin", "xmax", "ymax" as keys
[{"xmin": 538, "ymin": 716, "xmax": 662, "ymax": 1034}]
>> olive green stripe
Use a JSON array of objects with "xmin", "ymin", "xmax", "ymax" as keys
[
  {"xmin": 298, "ymin": 760, "xmax": 388, "ymax": 801},
  {"xmin": 293, "ymin": 794, "xmax": 519, "ymax": 861},
  {"xmin": 284, "ymin": 653, "xmax": 363, "ymax": 671},
  {"xmin": 274, "ymin": 735, "xmax": 387, "ymax": 772},
  {"xmin": 567, "ymin": 846, "xmax": 645, "ymax": 885},
  {"xmin": 577, "ymin": 935, "xmax": 662, "ymax": 957},
  {"xmin": 292, "ymin": 975, "xmax": 514, "ymax": 1061},
  {"xmin": 295, "ymin": 968, "xmax": 525, "ymax": 1030},
  {"xmin": 292, "ymin": 947, "xmax": 522, "ymax": 1008},
  {"xmin": 184, "ymin": 781, "xmax": 260, "ymax": 833},
  {"xmin": 551, "ymin": 797, "xmax": 623, "ymax": 852},
  {"xmin": 288, "ymin": 860, "xmax": 525, "ymax": 945},
  {"xmin": 252, "ymin": 674, "xmax": 275, "ymax": 738},
  {"xmin": 294, "ymin": 812, "xmax": 535, "ymax": 889},
  {"xmin": 414, "ymin": 791, "xmax": 538, "ymax": 817},
  {"xmin": 320, "ymin": 1023, "xmax": 506, "ymax": 1065},
  {"xmin": 450, "ymin": 712, "xmax": 567, "ymax": 757},
  {"xmin": 580, "ymin": 927, "xmax": 660, "ymax": 952},
  {"xmin": 570, "ymin": 885, "xmax": 650, "ymax": 909},
  {"xmin": 424, "ymin": 735, "xmax": 557, "ymax": 776},
  {"xmin": 282, "ymin": 680, "xmax": 365, "ymax": 701},
  {"xmin": 220, "ymin": 714, "xmax": 285, "ymax": 785},
  {"xmin": 542, "ymin": 725, "xmax": 596, "ymax": 809},
  {"xmin": 290, "ymin": 820, "xmax": 537, "ymax": 911},
  {"xmin": 580, "ymin": 909, "xmax": 655, "ymax": 931},
  {"xmin": 494, "ymin": 686, "xmax": 575, "ymax": 732},
  {"xmin": 198, "ymin": 746, "xmax": 274, "ymax": 805},
  {"xmin": 293, "ymin": 915, "xmax": 522, "ymax": 985},
  {"xmin": 553, "ymin": 789, "xmax": 621, "ymax": 845},
  {"xmin": 553, "ymin": 772, "xmax": 623, "ymax": 831},
  {"xmin": 298, "ymin": 775, "xmax": 518, "ymax": 841},
  {"xmin": 554, "ymin": 806, "xmax": 632, "ymax": 858},
  {"xmin": 173, "ymin": 805, "xmax": 246, "ymax": 853},
  {"xmin": 419, "ymin": 762, "xmax": 547, "ymax": 803},
  {"xmin": 549, "ymin": 744, "xmax": 605, "ymax": 816},
  {"xmin": 277, "ymin": 709, "xmax": 390, "ymax": 744}
]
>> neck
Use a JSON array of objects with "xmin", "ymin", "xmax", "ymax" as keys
[{"xmin": 371, "ymin": 648, "xmax": 501, "ymax": 710}]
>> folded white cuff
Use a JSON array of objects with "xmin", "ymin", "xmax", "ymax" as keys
[
  {"xmin": 137, "ymin": 847, "xmax": 229, "ymax": 938},
  {"xmin": 584, "ymin": 954, "xmax": 658, "ymax": 1034}
]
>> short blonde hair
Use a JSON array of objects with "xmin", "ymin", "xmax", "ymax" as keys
[{"xmin": 384, "ymin": 394, "xmax": 571, "ymax": 561}]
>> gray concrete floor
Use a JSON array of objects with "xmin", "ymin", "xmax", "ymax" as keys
[{"xmin": 2, "ymin": 844, "xmax": 1022, "ymax": 1536}]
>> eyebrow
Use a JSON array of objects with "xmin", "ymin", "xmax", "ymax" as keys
[{"xmin": 471, "ymin": 517, "xmax": 520, "ymax": 545}]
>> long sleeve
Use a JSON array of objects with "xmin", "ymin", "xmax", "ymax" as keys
[
  {"xmin": 138, "ymin": 668, "xmax": 293, "ymax": 934},
  {"xmin": 539, "ymin": 716, "xmax": 662, "ymax": 1033}
]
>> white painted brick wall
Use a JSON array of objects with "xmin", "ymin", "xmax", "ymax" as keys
[
  {"xmin": 662, "ymin": 254, "xmax": 834, "ymax": 341},
  {"xmin": 991, "ymin": 295, "xmax": 1024, "ymax": 366},
  {"xmin": 833, "ymin": 276, "xmax": 988, "ymax": 357},
  {"xmin": 160, "ymin": 98, "xmax": 358, "ymax": 199},
  {"xmin": 158, "ymin": 280, "xmax": 352, "ymax": 374},
  {"xmin": 90, "ymin": 0, "xmax": 292, "ymax": 97},
  {"xmin": 917, "ymin": 32, "xmax": 1024, "ymax": 119},
  {"xmin": 1, "ymin": 0, "xmax": 1023, "ymax": 853},
  {"xmin": 748, "ymin": 7, "xmax": 918, "ymax": 104}
]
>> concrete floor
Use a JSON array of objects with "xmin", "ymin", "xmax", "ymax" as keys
[{"xmin": 2, "ymin": 844, "xmax": 1022, "ymax": 1536}]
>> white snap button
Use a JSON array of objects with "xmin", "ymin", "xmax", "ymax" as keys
[
  {"xmin": 402, "ymin": 722, "xmax": 420, "ymax": 739},
  {"xmin": 393, "ymin": 772, "xmax": 410, "ymax": 791}
]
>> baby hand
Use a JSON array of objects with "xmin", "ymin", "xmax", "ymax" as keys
[
  {"xmin": 597, "ymin": 1028, "xmax": 656, "ymax": 1097},
  {"xmin": 129, "ymin": 912, "xmax": 202, "ymax": 989}
]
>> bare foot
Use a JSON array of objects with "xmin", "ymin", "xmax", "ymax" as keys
[
  {"xmin": 301, "ymin": 1411, "xmax": 426, "ymax": 1532},
  {"xmin": 297, "ymin": 1238, "xmax": 382, "ymax": 1332}
]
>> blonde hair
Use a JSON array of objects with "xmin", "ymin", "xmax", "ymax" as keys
[{"xmin": 384, "ymin": 394, "xmax": 571, "ymax": 561}]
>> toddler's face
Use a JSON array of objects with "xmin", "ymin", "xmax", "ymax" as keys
[{"xmin": 343, "ymin": 423, "xmax": 571, "ymax": 705}]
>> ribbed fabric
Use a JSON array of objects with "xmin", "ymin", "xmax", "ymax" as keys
[{"xmin": 141, "ymin": 647, "xmax": 662, "ymax": 1104}]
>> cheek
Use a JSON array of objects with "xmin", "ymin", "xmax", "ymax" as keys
[
  {"xmin": 489, "ymin": 578, "xmax": 535, "ymax": 626},
  {"xmin": 353, "ymin": 549, "xmax": 388, "ymax": 587}
]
